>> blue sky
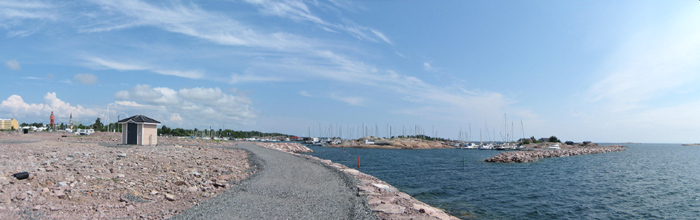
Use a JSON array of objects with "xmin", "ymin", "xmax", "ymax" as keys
[{"xmin": 1, "ymin": 1, "xmax": 699, "ymax": 143}]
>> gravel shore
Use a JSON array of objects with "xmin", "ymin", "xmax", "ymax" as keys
[{"xmin": 0, "ymin": 132, "xmax": 253, "ymax": 219}]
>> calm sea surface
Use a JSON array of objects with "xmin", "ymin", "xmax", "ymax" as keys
[{"xmin": 306, "ymin": 144, "xmax": 700, "ymax": 219}]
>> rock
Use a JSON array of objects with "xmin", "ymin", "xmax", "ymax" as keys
[
  {"xmin": 372, "ymin": 183, "xmax": 397, "ymax": 192},
  {"xmin": 0, "ymin": 177, "xmax": 9, "ymax": 185},
  {"xmin": 116, "ymin": 174, "xmax": 126, "ymax": 178},
  {"xmin": 174, "ymin": 181, "xmax": 188, "ymax": 186},
  {"xmin": 343, "ymin": 168, "xmax": 360, "ymax": 176},
  {"xmin": 150, "ymin": 190, "xmax": 159, "ymax": 195},
  {"xmin": 54, "ymin": 189, "xmax": 66, "ymax": 199},
  {"xmin": 118, "ymin": 153, "xmax": 127, "ymax": 157},
  {"xmin": 0, "ymin": 194, "xmax": 12, "ymax": 204},
  {"xmin": 32, "ymin": 205, "xmax": 41, "ymax": 211},
  {"xmin": 58, "ymin": 181, "xmax": 68, "ymax": 187},
  {"xmin": 372, "ymin": 203, "xmax": 405, "ymax": 214},
  {"xmin": 186, "ymin": 186, "xmax": 198, "ymax": 193},
  {"xmin": 367, "ymin": 198, "xmax": 383, "ymax": 205},
  {"xmin": 189, "ymin": 171, "xmax": 201, "ymax": 177},
  {"xmin": 15, "ymin": 192, "xmax": 27, "ymax": 201},
  {"xmin": 213, "ymin": 183, "xmax": 227, "ymax": 188},
  {"xmin": 164, "ymin": 193, "xmax": 177, "ymax": 201}
]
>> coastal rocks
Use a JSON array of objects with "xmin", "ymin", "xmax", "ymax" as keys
[
  {"xmin": 255, "ymin": 142, "xmax": 313, "ymax": 153},
  {"xmin": 373, "ymin": 203, "xmax": 405, "ymax": 214},
  {"xmin": 485, "ymin": 145, "xmax": 628, "ymax": 163},
  {"xmin": 0, "ymin": 132, "xmax": 254, "ymax": 219}
]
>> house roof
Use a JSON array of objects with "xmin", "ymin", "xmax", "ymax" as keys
[{"xmin": 118, "ymin": 115, "xmax": 161, "ymax": 124}]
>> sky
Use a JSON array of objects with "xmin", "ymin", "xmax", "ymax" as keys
[{"xmin": 1, "ymin": 0, "xmax": 699, "ymax": 143}]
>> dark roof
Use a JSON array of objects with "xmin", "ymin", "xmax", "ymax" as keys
[{"xmin": 118, "ymin": 115, "xmax": 160, "ymax": 124}]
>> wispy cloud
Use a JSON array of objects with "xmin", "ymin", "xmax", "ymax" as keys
[
  {"xmin": 230, "ymin": 73, "xmax": 286, "ymax": 84},
  {"xmin": 85, "ymin": 57, "xmax": 204, "ymax": 79},
  {"xmin": 585, "ymin": 9, "xmax": 700, "ymax": 111},
  {"xmin": 84, "ymin": 0, "xmax": 311, "ymax": 51},
  {"xmin": 298, "ymin": 91, "xmax": 311, "ymax": 97},
  {"xmin": 329, "ymin": 93, "xmax": 364, "ymax": 106},
  {"xmin": 0, "ymin": 0, "xmax": 57, "ymax": 36},
  {"xmin": 255, "ymin": 49, "xmax": 512, "ymax": 121},
  {"xmin": 243, "ymin": 0, "xmax": 392, "ymax": 45}
]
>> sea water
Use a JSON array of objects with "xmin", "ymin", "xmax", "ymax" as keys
[{"xmin": 306, "ymin": 144, "xmax": 700, "ymax": 219}]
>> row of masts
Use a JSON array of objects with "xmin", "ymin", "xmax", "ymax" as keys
[{"xmin": 305, "ymin": 114, "xmax": 527, "ymax": 143}]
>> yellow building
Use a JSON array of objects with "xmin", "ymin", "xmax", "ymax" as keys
[
  {"xmin": 0, "ymin": 118, "xmax": 19, "ymax": 130},
  {"xmin": 118, "ymin": 115, "xmax": 161, "ymax": 146}
]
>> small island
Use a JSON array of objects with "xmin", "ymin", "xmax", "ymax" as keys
[{"xmin": 331, "ymin": 136, "xmax": 454, "ymax": 149}]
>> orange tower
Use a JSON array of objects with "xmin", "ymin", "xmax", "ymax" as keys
[{"xmin": 50, "ymin": 111, "xmax": 55, "ymax": 130}]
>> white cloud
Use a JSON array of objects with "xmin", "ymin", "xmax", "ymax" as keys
[
  {"xmin": 115, "ymin": 101, "xmax": 142, "ymax": 107},
  {"xmin": 114, "ymin": 85, "xmax": 257, "ymax": 127},
  {"xmin": 73, "ymin": 73, "xmax": 98, "ymax": 85},
  {"xmin": 0, "ymin": 92, "xmax": 100, "ymax": 122},
  {"xmin": 5, "ymin": 59, "xmax": 21, "ymax": 70}
]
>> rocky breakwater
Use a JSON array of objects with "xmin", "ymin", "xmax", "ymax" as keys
[
  {"xmin": 255, "ymin": 142, "xmax": 313, "ymax": 153},
  {"xmin": 0, "ymin": 139, "xmax": 253, "ymax": 219},
  {"xmin": 485, "ymin": 145, "xmax": 628, "ymax": 163}
]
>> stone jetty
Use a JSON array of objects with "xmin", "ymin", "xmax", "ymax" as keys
[{"xmin": 485, "ymin": 145, "xmax": 627, "ymax": 163}]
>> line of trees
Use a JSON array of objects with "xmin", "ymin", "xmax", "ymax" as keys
[{"xmin": 158, "ymin": 125, "xmax": 291, "ymax": 139}]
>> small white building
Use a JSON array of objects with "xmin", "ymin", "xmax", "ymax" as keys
[{"xmin": 118, "ymin": 115, "xmax": 161, "ymax": 146}]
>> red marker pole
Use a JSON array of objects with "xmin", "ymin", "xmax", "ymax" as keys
[{"xmin": 357, "ymin": 156, "xmax": 360, "ymax": 169}]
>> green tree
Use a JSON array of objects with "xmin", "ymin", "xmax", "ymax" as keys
[
  {"xmin": 549, "ymin": 136, "xmax": 560, "ymax": 143},
  {"xmin": 159, "ymin": 125, "xmax": 172, "ymax": 136},
  {"xmin": 92, "ymin": 118, "xmax": 104, "ymax": 131}
]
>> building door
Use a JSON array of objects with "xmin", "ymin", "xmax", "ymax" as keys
[{"xmin": 127, "ymin": 123, "xmax": 138, "ymax": 145}]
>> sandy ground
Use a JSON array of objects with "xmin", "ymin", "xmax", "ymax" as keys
[{"xmin": 0, "ymin": 132, "xmax": 253, "ymax": 219}]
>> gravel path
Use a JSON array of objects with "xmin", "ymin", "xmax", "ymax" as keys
[{"xmin": 172, "ymin": 142, "xmax": 376, "ymax": 220}]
